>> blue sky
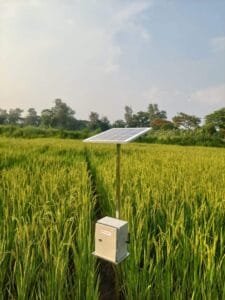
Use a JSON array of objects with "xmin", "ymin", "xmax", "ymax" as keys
[{"xmin": 0, "ymin": 0, "xmax": 225, "ymax": 121}]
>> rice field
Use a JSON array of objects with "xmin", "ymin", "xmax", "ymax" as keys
[
  {"xmin": 0, "ymin": 138, "xmax": 225, "ymax": 299},
  {"xmin": 0, "ymin": 139, "xmax": 98, "ymax": 300},
  {"xmin": 88, "ymin": 143, "xmax": 225, "ymax": 299}
]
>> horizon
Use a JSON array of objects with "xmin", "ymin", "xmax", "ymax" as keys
[{"xmin": 0, "ymin": 99, "xmax": 223, "ymax": 124}]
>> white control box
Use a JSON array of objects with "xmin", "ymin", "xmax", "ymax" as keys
[{"xmin": 93, "ymin": 216, "xmax": 129, "ymax": 264}]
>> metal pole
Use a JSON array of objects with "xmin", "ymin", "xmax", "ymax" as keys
[{"xmin": 116, "ymin": 144, "xmax": 121, "ymax": 219}]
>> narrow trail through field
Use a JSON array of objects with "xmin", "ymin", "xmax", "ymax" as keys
[{"xmin": 84, "ymin": 149, "xmax": 122, "ymax": 300}]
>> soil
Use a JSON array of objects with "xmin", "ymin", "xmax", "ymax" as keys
[{"xmin": 98, "ymin": 259, "xmax": 117, "ymax": 300}]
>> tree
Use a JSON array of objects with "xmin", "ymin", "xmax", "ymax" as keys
[
  {"xmin": 202, "ymin": 123, "xmax": 217, "ymax": 135},
  {"xmin": 132, "ymin": 111, "xmax": 150, "ymax": 127},
  {"xmin": 24, "ymin": 108, "xmax": 40, "ymax": 126},
  {"xmin": 0, "ymin": 109, "xmax": 8, "ymax": 124},
  {"xmin": 124, "ymin": 104, "xmax": 167, "ymax": 128},
  {"xmin": 89, "ymin": 112, "xmax": 100, "ymax": 130},
  {"xmin": 88, "ymin": 112, "xmax": 111, "ymax": 131},
  {"xmin": 52, "ymin": 99, "xmax": 75, "ymax": 129},
  {"xmin": 205, "ymin": 108, "xmax": 225, "ymax": 131},
  {"xmin": 151, "ymin": 119, "xmax": 176, "ymax": 130},
  {"xmin": 172, "ymin": 112, "xmax": 201, "ymax": 129},
  {"xmin": 112, "ymin": 119, "xmax": 126, "ymax": 128},
  {"xmin": 148, "ymin": 104, "xmax": 167, "ymax": 127},
  {"xmin": 73, "ymin": 119, "xmax": 89, "ymax": 130},
  {"xmin": 41, "ymin": 109, "xmax": 53, "ymax": 127},
  {"xmin": 99, "ymin": 116, "xmax": 111, "ymax": 131},
  {"xmin": 8, "ymin": 108, "xmax": 23, "ymax": 125},
  {"xmin": 124, "ymin": 106, "xmax": 134, "ymax": 127}
]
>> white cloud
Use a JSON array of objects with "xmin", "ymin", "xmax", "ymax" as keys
[
  {"xmin": 142, "ymin": 85, "xmax": 225, "ymax": 120},
  {"xmin": 143, "ymin": 84, "xmax": 225, "ymax": 108},
  {"xmin": 0, "ymin": 0, "xmax": 41, "ymax": 15},
  {"xmin": 0, "ymin": 0, "xmax": 151, "ymax": 76},
  {"xmin": 143, "ymin": 87, "xmax": 188, "ymax": 105},
  {"xmin": 142, "ymin": 87, "xmax": 193, "ymax": 119},
  {"xmin": 210, "ymin": 36, "xmax": 225, "ymax": 53},
  {"xmin": 115, "ymin": 1, "xmax": 151, "ymax": 24},
  {"xmin": 140, "ymin": 29, "xmax": 150, "ymax": 41},
  {"xmin": 94, "ymin": 1, "xmax": 152, "ymax": 73},
  {"xmin": 112, "ymin": 1, "xmax": 152, "ymax": 42},
  {"xmin": 190, "ymin": 84, "xmax": 225, "ymax": 105},
  {"xmin": 0, "ymin": 0, "xmax": 152, "ymax": 117},
  {"xmin": 1, "ymin": 0, "xmax": 223, "ymax": 122},
  {"xmin": 103, "ymin": 45, "xmax": 122, "ymax": 73}
]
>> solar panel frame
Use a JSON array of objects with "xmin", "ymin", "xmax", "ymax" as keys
[{"xmin": 83, "ymin": 127, "xmax": 150, "ymax": 144}]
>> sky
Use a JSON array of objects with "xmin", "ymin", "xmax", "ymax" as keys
[{"xmin": 0, "ymin": 0, "xmax": 225, "ymax": 122}]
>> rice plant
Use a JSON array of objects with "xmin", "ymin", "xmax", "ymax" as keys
[
  {"xmin": 0, "ymin": 138, "xmax": 99, "ymax": 299},
  {"xmin": 1, "ymin": 138, "xmax": 224, "ymax": 299},
  {"xmin": 88, "ymin": 143, "xmax": 225, "ymax": 299}
]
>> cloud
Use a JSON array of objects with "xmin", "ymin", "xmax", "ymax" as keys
[
  {"xmin": 0, "ymin": 0, "xmax": 41, "ymax": 16},
  {"xmin": 142, "ymin": 87, "xmax": 193, "ymax": 119},
  {"xmin": 210, "ymin": 36, "xmax": 225, "ymax": 53},
  {"xmin": 0, "ymin": 0, "xmax": 153, "ymax": 118},
  {"xmin": 143, "ymin": 87, "xmax": 188, "ymax": 106},
  {"xmin": 142, "ymin": 85, "xmax": 225, "ymax": 120},
  {"xmin": 190, "ymin": 84, "xmax": 225, "ymax": 105},
  {"xmin": 115, "ymin": 1, "xmax": 151, "ymax": 24},
  {"xmin": 1, "ymin": 0, "xmax": 223, "ymax": 122},
  {"xmin": 112, "ymin": 1, "xmax": 152, "ymax": 42},
  {"xmin": 143, "ymin": 84, "xmax": 225, "ymax": 108},
  {"xmin": 0, "ymin": 0, "xmax": 151, "ymax": 75},
  {"xmin": 96, "ymin": 1, "xmax": 152, "ymax": 73},
  {"xmin": 140, "ymin": 29, "xmax": 150, "ymax": 41},
  {"xmin": 103, "ymin": 45, "xmax": 122, "ymax": 73}
]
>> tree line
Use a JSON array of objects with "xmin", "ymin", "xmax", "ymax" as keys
[{"xmin": 0, "ymin": 99, "xmax": 224, "ymax": 134}]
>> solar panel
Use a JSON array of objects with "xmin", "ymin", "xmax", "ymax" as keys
[{"xmin": 83, "ymin": 127, "xmax": 150, "ymax": 144}]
